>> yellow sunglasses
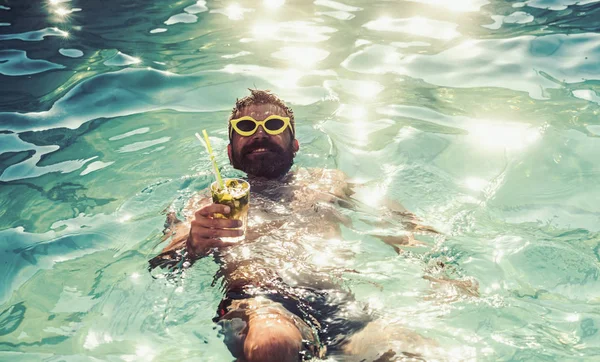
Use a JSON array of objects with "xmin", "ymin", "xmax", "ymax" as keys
[{"xmin": 229, "ymin": 115, "xmax": 294, "ymax": 138}]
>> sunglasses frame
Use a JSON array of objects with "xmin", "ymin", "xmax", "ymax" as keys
[{"xmin": 229, "ymin": 115, "xmax": 294, "ymax": 138}]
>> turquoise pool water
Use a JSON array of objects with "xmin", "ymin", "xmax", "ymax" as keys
[{"xmin": 1, "ymin": 0, "xmax": 600, "ymax": 360}]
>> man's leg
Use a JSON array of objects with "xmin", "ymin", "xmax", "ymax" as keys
[
  {"xmin": 219, "ymin": 298, "xmax": 317, "ymax": 362},
  {"xmin": 341, "ymin": 320, "xmax": 435, "ymax": 361},
  {"xmin": 243, "ymin": 311, "xmax": 303, "ymax": 362}
]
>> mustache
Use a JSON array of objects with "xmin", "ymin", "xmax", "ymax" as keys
[{"xmin": 241, "ymin": 140, "xmax": 285, "ymax": 155}]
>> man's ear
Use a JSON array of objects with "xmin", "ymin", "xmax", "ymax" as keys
[
  {"xmin": 227, "ymin": 144, "xmax": 232, "ymax": 163},
  {"xmin": 293, "ymin": 139, "xmax": 299, "ymax": 153}
]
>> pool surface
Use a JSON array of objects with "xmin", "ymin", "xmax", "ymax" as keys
[{"xmin": 1, "ymin": 0, "xmax": 600, "ymax": 360}]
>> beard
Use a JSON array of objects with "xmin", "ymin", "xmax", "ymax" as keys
[{"xmin": 231, "ymin": 139, "xmax": 295, "ymax": 179}]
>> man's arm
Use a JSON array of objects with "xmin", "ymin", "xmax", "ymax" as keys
[
  {"xmin": 354, "ymin": 197, "xmax": 439, "ymax": 253},
  {"xmin": 308, "ymin": 168, "xmax": 477, "ymax": 297},
  {"xmin": 300, "ymin": 168, "xmax": 437, "ymax": 253},
  {"xmin": 331, "ymin": 174, "xmax": 438, "ymax": 253},
  {"xmin": 148, "ymin": 198, "xmax": 242, "ymax": 271},
  {"xmin": 345, "ymin": 179, "xmax": 478, "ymax": 296}
]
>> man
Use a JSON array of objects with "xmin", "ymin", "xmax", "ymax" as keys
[{"xmin": 150, "ymin": 89, "xmax": 436, "ymax": 361}]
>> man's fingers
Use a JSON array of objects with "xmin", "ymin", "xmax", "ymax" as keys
[
  {"xmin": 196, "ymin": 204, "xmax": 231, "ymax": 217},
  {"xmin": 192, "ymin": 218, "xmax": 242, "ymax": 229},
  {"xmin": 206, "ymin": 228, "xmax": 244, "ymax": 238},
  {"xmin": 191, "ymin": 228, "xmax": 244, "ymax": 239},
  {"xmin": 187, "ymin": 238, "xmax": 230, "ymax": 255}
]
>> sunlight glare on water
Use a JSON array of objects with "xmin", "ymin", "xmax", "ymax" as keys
[
  {"xmin": 1, "ymin": 0, "xmax": 600, "ymax": 361},
  {"xmin": 467, "ymin": 120, "xmax": 542, "ymax": 151}
]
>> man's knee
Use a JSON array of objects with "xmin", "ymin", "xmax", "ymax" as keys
[{"xmin": 243, "ymin": 314, "xmax": 303, "ymax": 362}]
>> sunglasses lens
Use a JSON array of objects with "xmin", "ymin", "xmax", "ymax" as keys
[
  {"xmin": 265, "ymin": 118, "xmax": 285, "ymax": 131},
  {"xmin": 237, "ymin": 120, "xmax": 256, "ymax": 132}
]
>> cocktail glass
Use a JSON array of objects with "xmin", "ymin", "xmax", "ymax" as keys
[{"xmin": 210, "ymin": 178, "xmax": 250, "ymax": 242}]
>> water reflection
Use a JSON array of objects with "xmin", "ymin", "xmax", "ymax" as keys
[
  {"xmin": 211, "ymin": 3, "xmax": 252, "ymax": 21},
  {"xmin": 271, "ymin": 46, "xmax": 329, "ymax": 67},
  {"xmin": 463, "ymin": 177, "xmax": 489, "ymax": 194},
  {"xmin": 483, "ymin": 11, "xmax": 534, "ymax": 30},
  {"xmin": 59, "ymin": 48, "xmax": 84, "ymax": 58},
  {"xmin": 337, "ymin": 104, "xmax": 368, "ymax": 119},
  {"xmin": 185, "ymin": 0, "xmax": 208, "ymax": 14},
  {"xmin": 165, "ymin": 13, "xmax": 198, "ymax": 25},
  {"xmin": 363, "ymin": 16, "xmax": 460, "ymax": 40},
  {"xmin": 251, "ymin": 22, "xmax": 279, "ymax": 39},
  {"xmin": 47, "ymin": 0, "xmax": 81, "ymax": 22},
  {"xmin": 264, "ymin": 0, "xmax": 285, "ymax": 8},
  {"xmin": 0, "ymin": 27, "xmax": 69, "ymax": 41},
  {"xmin": 573, "ymin": 89, "xmax": 600, "ymax": 105},
  {"xmin": 222, "ymin": 50, "xmax": 251, "ymax": 59},
  {"xmin": 80, "ymin": 161, "xmax": 115, "ymax": 176},
  {"xmin": 315, "ymin": 0, "xmax": 362, "ymax": 12},
  {"xmin": 317, "ymin": 10, "xmax": 356, "ymax": 21},
  {"xmin": 343, "ymin": 32, "xmax": 600, "ymax": 99},
  {"xmin": 325, "ymin": 79, "xmax": 384, "ymax": 99},
  {"xmin": 109, "ymin": 127, "xmax": 150, "ymax": 141},
  {"xmin": 391, "ymin": 41, "xmax": 430, "ymax": 48},
  {"xmin": 224, "ymin": 65, "xmax": 306, "ymax": 88},
  {"xmin": 248, "ymin": 21, "xmax": 337, "ymax": 43},
  {"xmin": 163, "ymin": 1, "xmax": 208, "ymax": 25},
  {"xmin": 333, "ymin": 104, "xmax": 373, "ymax": 146},
  {"xmin": 316, "ymin": 0, "xmax": 361, "ymax": 19},
  {"xmin": 468, "ymin": 120, "xmax": 541, "ymax": 151},
  {"xmin": 412, "ymin": 0, "xmax": 490, "ymax": 12},
  {"xmin": 104, "ymin": 52, "xmax": 142, "ymax": 67},
  {"xmin": 54, "ymin": 7, "xmax": 71, "ymax": 16},
  {"xmin": 525, "ymin": 0, "xmax": 600, "ymax": 11},
  {"xmin": 0, "ymin": 49, "xmax": 65, "ymax": 76},
  {"xmin": 83, "ymin": 330, "xmax": 114, "ymax": 350},
  {"xmin": 128, "ymin": 344, "xmax": 156, "ymax": 361},
  {"xmin": 116, "ymin": 137, "xmax": 171, "ymax": 153},
  {"xmin": 104, "ymin": 51, "xmax": 142, "ymax": 66}
]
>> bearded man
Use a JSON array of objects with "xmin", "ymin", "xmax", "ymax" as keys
[{"xmin": 150, "ymin": 89, "xmax": 439, "ymax": 362}]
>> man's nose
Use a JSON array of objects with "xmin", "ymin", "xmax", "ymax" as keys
[{"xmin": 252, "ymin": 125, "xmax": 268, "ymax": 139}]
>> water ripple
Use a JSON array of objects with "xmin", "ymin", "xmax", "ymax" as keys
[
  {"xmin": 0, "ymin": 27, "xmax": 68, "ymax": 41},
  {"xmin": 0, "ymin": 50, "xmax": 65, "ymax": 77},
  {"xmin": 0, "ymin": 66, "xmax": 331, "ymax": 133},
  {"xmin": 343, "ymin": 32, "xmax": 600, "ymax": 99}
]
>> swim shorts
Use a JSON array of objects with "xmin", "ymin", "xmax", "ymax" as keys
[{"xmin": 214, "ymin": 284, "xmax": 372, "ymax": 360}]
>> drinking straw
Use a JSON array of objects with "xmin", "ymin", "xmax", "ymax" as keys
[{"xmin": 195, "ymin": 130, "xmax": 225, "ymax": 190}]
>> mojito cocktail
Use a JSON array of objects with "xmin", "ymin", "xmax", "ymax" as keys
[{"xmin": 210, "ymin": 178, "xmax": 250, "ymax": 242}]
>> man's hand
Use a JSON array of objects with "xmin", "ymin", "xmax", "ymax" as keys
[{"xmin": 186, "ymin": 204, "xmax": 243, "ymax": 258}]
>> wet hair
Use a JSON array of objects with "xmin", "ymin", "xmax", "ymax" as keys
[{"xmin": 228, "ymin": 89, "xmax": 295, "ymax": 139}]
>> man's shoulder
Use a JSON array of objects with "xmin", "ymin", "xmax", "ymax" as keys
[
  {"xmin": 290, "ymin": 167, "xmax": 351, "ymax": 199},
  {"xmin": 295, "ymin": 167, "xmax": 348, "ymax": 182}
]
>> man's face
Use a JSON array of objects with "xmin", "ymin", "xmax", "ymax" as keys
[{"xmin": 228, "ymin": 103, "xmax": 299, "ymax": 179}]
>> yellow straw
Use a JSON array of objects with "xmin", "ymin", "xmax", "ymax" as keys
[{"xmin": 195, "ymin": 130, "xmax": 225, "ymax": 190}]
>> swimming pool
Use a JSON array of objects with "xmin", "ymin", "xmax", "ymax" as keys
[{"xmin": 1, "ymin": 0, "xmax": 600, "ymax": 360}]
